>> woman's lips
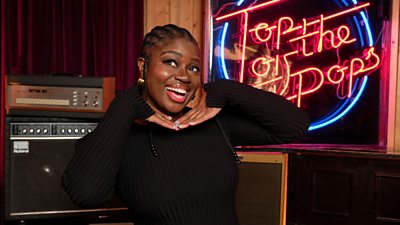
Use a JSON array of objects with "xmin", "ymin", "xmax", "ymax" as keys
[{"xmin": 165, "ymin": 86, "xmax": 188, "ymax": 103}]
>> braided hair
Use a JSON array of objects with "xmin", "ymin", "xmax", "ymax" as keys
[{"xmin": 140, "ymin": 24, "xmax": 199, "ymax": 62}]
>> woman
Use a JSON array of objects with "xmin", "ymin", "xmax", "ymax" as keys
[{"xmin": 62, "ymin": 24, "xmax": 310, "ymax": 225}]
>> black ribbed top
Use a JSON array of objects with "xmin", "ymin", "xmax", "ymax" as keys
[{"xmin": 62, "ymin": 79, "xmax": 310, "ymax": 225}]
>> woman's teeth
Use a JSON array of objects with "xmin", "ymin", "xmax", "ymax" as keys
[{"xmin": 165, "ymin": 87, "xmax": 187, "ymax": 95}]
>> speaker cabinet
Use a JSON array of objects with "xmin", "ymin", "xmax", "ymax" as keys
[
  {"xmin": 236, "ymin": 152, "xmax": 287, "ymax": 225},
  {"xmin": 4, "ymin": 117, "xmax": 129, "ymax": 222}
]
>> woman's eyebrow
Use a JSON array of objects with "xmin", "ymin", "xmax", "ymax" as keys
[
  {"xmin": 161, "ymin": 50, "xmax": 182, "ymax": 57},
  {"xmin": 161, "ymin": 50, "xmax": 200, "ymax": 63}
]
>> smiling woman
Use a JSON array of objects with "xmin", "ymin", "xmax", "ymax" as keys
[
  {"xmin": 62, "ymin": 24, "xmax": 310, "ymax": 225},
  {"xmin": 138, "ymin": 37, "xmax": 201, "ymax": 117}
]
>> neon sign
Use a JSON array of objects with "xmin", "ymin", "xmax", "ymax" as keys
[{"xmin": 211, "ymin": 0, "xmax": 381, "ymax": 131}]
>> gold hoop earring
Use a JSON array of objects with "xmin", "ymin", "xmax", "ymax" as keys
[{"xmin": 137, "ymin": 78, "xmax": 145, "ymax": 86}]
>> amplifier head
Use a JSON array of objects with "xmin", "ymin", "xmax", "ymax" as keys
[{"xmin": 5, "ymin": 75, "xmax": 115, "ymax": 118}]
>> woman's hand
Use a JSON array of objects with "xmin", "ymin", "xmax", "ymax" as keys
[
  {"xmin": 135, "ymin": 108, "xmax": 178, "ymax": 130},
  {"xmin": 175, "ymin": 93, "xmax": 221, "ymax": 129},
  {"xmin": 138, "ymin": 93, "xmax": 221, "ymax": 130},
  {"xmin": 147, "ymin": 112, "xmax": 179, "ymax": 130}
]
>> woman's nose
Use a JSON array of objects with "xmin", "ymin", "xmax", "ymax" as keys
[{"xmin": 173, "ymin": 69, "xmax": 190, "ymax": 83}]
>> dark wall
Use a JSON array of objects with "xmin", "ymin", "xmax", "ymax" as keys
[{"xmin": 287, "ymin": 150, "xmax": 400, "ymax": 225}]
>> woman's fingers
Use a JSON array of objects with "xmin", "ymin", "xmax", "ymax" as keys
[
  {"xmin": 146, "ymin": 113, "xmax": 178, "ymax": 130},
  {"xmin": 146, "ymin": 107, "xmax": 221, "ymax": 131},
  {"xmin": 144, "ymin": 90, "xmax": 221, "ymax": 130}
]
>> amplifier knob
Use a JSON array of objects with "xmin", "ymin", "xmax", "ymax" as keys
[
  {"xmin": 36, "ymin": 129, "xmax": 41, "ymax": 134},
  {"xmin": 22, "ymin": 128, "xmax": 28, "ymax": 134},
  {"xmin": 87, "ymin": 128, "xmax": 92, "ymax": 133},
  {"xmin": 29, "ymin": 128, "xmax": 34, "ymax": 134},
  {"xmin": 74, "ymin": 128, "xmax": 79, "ymax": 134},
  {"xmin": 81, "ymin": 128, "xmax": 86, "ymax": 134},
  {"xmin": 67, "ymin": 128, "xmax": 72, "ymax": 134},
  {"xmin": 60, "ymin": 128, "xmax": 66, "ymax": 134},
  {"xmin": 43, "ymin": 128, "xmax": 49, "ymax": 134}
]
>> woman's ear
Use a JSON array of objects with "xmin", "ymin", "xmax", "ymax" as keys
[{"xmin": 137, "ymin": 57, "xmax": 145, "ymax": 77}]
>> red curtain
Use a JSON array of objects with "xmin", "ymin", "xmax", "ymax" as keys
[
  {"xmin": 0, "ymin": 0, "xmax": 144, "ymax": 219},
  {"xmin": 2, "ymin": 0, "xmax": 143, "ymax": 86}
]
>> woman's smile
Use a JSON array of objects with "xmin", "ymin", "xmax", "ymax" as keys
[{"xmin": 165, "ymin": 85, "xmax": 189, "ymax": 103}]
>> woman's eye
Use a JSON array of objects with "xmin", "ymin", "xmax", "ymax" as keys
[
  {"xmin": 164, "ymin": 59, "xmax": 177, "ymax": 67},
  {"xmin": 189, "ymin": 66, "xmax": 200, "ymax": 73}
]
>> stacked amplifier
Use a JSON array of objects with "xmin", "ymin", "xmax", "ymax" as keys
[{"xmin": 3, "ymin": 75, "xmax": 130, "ymax": 223}]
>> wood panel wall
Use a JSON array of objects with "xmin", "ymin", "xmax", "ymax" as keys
[
  {"xmin": 393, "ymin": 0, "xmax": 400, "ymax": 153},
  {"xmin": 387, "ymin": 0, "xmax": 400, "ymax": 153},
  {"xmin": 144, "ymin": 0, "xmax": 204, "ymax": 48}
]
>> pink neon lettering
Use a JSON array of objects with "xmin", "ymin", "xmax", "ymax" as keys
[{"xmin": 214, "ymin": 1, "xmax": 379, "ymax": 106}]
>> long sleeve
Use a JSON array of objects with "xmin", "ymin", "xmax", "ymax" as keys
[
  {"xmin": 62, "ymin": 86, "xmax": 154, "ymax": 208},
  {"xmin": 204, "ymin": 79, "xmax": 310, "ymax": 147}
]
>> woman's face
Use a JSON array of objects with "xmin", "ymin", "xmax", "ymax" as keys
[{"xmin": 138, "ymin": 38, "xmax": 201, "ymax": 117}]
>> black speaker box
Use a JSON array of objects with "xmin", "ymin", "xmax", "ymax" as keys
[{"xmin": 4, "ymin": 117, "xmax": 129, "ymax": 223}]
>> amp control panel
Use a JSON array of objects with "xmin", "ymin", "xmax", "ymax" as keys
[{"xmin": 10, "ymin": 122, "xmax": 98, "ymax": 138}]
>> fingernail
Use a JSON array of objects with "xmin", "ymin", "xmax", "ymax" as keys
[
  {"xmin": 178, "ymin": 124, "xmax": 185, "ymax": 128},
  {"xmin": 172, "ymin": 125, "xmax": 177, "ymax": 129}
]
